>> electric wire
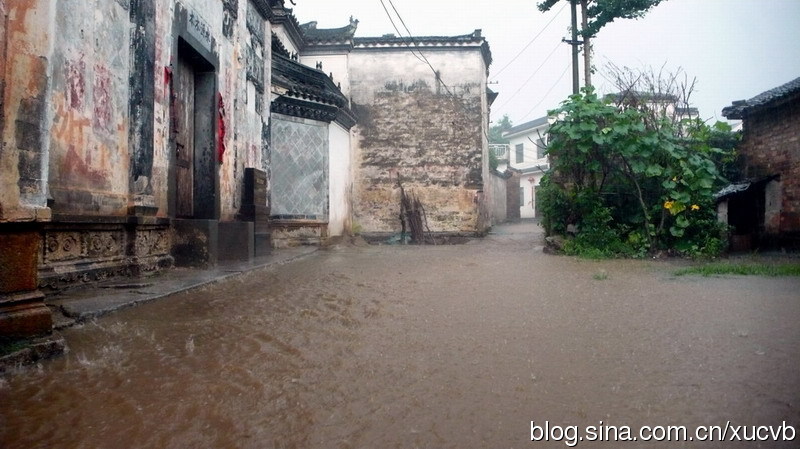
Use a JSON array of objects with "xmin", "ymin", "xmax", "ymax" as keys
[
  {"xmin": 518, "ymin": 61, "xmax": 571, "ymax": 122},
  {"xmin": 490, "ymin": 2, "xmax": 568, "ymax": 80},
  {"xmin": 378, "ymin": 0, "xmax": 486, "ymax": 140},
  {"xmin": 493, "ymin": 39, "xmax": 564, "ymax": 112},
  {"xmin": 383, "ymin": 0, "xmax": 458, "ymax": 98},
  {"xmin": 378, "ymin": 0, "xmax": 428, "ymax": 66}
]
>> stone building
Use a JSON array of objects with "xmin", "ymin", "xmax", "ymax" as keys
[
  {"xmin": 720, "ymin": 76, "xmax": 800, "ymax": 250},
  {"xmin": 299, "ymin": 24, "xmax": 495, "ymax": 237},
  {"xmin": 0, "ymin": 0, "xmax": 354, "ymax": 339},
  {"xmin": 0, "ymin": 0, "xmax": 493, "ymax": 340}
]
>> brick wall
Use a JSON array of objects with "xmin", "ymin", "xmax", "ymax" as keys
[{"xmin": 739, "ymin": 98, "xmax": 800, "ymax": 233}]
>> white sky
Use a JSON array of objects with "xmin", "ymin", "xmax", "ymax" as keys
[{"xmin": 293, "ymin": 0, "xmax": 800, "ymax": 126}]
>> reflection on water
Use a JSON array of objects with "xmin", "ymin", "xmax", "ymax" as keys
[
  {"xmin": 3, "ymin": 231, "xmax": 800, "ymax": 449},
  {"xmin": 1, "ymin": 256, "xmax": 386, "ymax": 449}
]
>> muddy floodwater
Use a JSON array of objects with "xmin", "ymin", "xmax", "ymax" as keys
[{"xmin": 2, "ymin": 222, "xmax": 799, "ymax": 448}]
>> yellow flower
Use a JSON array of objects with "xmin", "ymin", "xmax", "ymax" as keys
[
  {"xmin": 691, "ymin": 204, "xmax": 700, "ymax": 211},
  {"xmin": 664, "ymin": 201, "xmax": 674, "ymax": 210}
]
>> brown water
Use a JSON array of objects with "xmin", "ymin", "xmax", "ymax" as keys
[{"xmin": 2, "ymin": 222, "xmax": 799, "ymax": 448}]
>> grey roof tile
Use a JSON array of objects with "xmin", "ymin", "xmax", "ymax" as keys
[{"xmin": 722, "ymin": 76, "xmax": 800, "ymax": 119}]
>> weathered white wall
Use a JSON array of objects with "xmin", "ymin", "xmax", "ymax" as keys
[
  {"xmin": 507, "ymin": 126, "xmax": 549, "ymax": 171},
  {"xmin": 0, "ymin": 0, "xmax": 56, "ymax": 222},
  {"xmin": 150, "ymin": 0, "xmax": 270, "ymax": 220},
  {"xmin": 519, "ymin": 172, "xmax": 545, "ymax": 219},
  {"xmin": 349, "ymin": 47, "xmax": 489, "ymax": 234},
  {"xmin": 349, "ymin": 50, "xmax": 486, "ymax": 106},
  {"xmin": 44, "ymin": 0, "xmax": 132, "ymax": 216},
  {"xmin": 272, "ymin": 25, "xmax": 300, "ymax": 55},
  {"xmin": 328, "ymin": 122, "xmax": 352, "ymax": 236},
  {"xmin": 300, "ymin": 53, "xmax": 351, "ymax": 98}
]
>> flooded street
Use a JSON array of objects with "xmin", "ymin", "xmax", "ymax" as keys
[{"xmin": 2, "ymin": 221, "xmax": 799, "ymax": 448}]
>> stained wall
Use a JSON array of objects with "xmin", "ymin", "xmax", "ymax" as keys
[{"xmin": 349, "ymin": 49, "xmax": 490, "ymax": 233}]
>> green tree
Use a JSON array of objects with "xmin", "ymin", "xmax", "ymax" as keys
[
  {"xmin": 489, "ymin": 114, "xmax": 514, "ymax": 144},
  {"xmin": 540, "ymin": 88, "xmax": 734, "ymax": 258},
  {"xmin": 538, "ymin": 0, "xmax": 666, "ymax": 87}
]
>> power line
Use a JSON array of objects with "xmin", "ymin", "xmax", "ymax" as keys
[
  {"xmin": 494, "ymin": 39, "xmax": 564, "ymax": 112},
  {"xmin": 518, "ymin": 62, "xmax": 571, "ymax": 122},
  {"xmin": 378, "ymin": 0, "xmax": 427, "ymax": 65},
  {"xmin": 379, "ymin": 0, "xmax": 458, "ymax": 98},
  {"xmin": 376, "ymin": 0, "xmax": 495, "ymax": 143},
  {"xmin": 490, "ymin": 2, "xmax": 568, "ymax": 80}
]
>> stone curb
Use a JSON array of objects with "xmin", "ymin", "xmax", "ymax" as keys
[{"xmin": 49, "ymin": 247, "xmax": 320, "ymax": 329}]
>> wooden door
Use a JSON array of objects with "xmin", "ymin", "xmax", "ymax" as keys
[{"xmin": 175, "ymin": 55, "xmax": 195, "ymax": 218}]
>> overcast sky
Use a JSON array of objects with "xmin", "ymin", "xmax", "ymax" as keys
[{"xmin": 293, "ymin": 0, "xmax": 800, "ymax": 126}]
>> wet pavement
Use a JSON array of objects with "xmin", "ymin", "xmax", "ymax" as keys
[
  {"xmin": 45, "ymin": 246, "xmax": 319, "ymax": 328},
  {"xmin": 1, "ymin": 220, "xmax": 799, "ymax": 448}
]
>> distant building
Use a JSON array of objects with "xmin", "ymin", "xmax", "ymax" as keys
[
  {"xmin": 503, "ymin": 116, "xmax": 552, "ymax": 219},
  {"xmin": 606, "ymin": 90, "xmax": 700, "ymax": 123}
]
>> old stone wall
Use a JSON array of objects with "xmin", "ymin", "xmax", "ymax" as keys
[
  {"xmin": 353, "ymin": 88, "xmax": 484, "ymax": 233},
  {"xmin": 348, "ymin": 46, "xmax": 489, "ymax": 234},
  {"xmin": 740, "ymin": 99, "xmax": 800, "ymax": 233}
]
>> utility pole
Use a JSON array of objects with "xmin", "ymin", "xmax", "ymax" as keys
[
  {"xmin": 581, "ymin": 0, "xmax": 592, "ymax": 88},
  {"xmin": 567, "ymin": 0, "xmax": 581, "ymax": 94}
]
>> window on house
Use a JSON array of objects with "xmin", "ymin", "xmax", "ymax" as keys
[
  {"xmin": 515, "ymin": 143, "xmax": 524, "ymax": 163},
  {"xmin": 536, "ymin": 138, "xmax": 546, "ymax": 159},
  {"xmin": 519, "ymin": 186, "xmax": 525, "ymax": 205}
]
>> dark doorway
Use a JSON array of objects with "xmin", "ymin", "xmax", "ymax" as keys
[{"xmin": 172, "ymin": 39, "xmax": 218, "ymax": 220}]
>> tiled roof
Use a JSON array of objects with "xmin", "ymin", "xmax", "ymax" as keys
[
  {"xmin": 722, "ymin": 76, "xmax": 800, "ymax": 119},
  {"xmin": 272, "ymin": 53, "xmax": 348, "ymax": 108},
  {"xmin": 354, "ymin": 30, "xmax": 492, "ymax": 67},
  {"xmin": 355, "ymin": 29, "xmax": 484, "ymax": 46},
  {"xmin": 503, "ymin": 116, "xmax": 550, "ymax": 138},
  {"xmin": 301, "ymin": 20, "xmax": 358, "ymax": 43}
]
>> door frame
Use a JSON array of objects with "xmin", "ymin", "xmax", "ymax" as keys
[{"xmin": 168, "ymin": 5, "xmax": 220, "ymax": 220}]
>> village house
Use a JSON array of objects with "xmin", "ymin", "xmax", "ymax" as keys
[
  {"xmin": 502, "ymin": 116, "xmax": 552, "ymax": 219},
  {"xmin": 0, "ymin": 0, "xmax": 300, "ymax": 339},
  {"xmin": 0, "ymin": 0, "xmax": 495, "ymax": 340},
  {"xmin": 720, "ymin": 76, "xmax": 800, "ymax": 251}
]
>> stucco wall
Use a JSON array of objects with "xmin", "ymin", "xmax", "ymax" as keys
[
  {"xmin": 519, "ymin": 172, "xmax": 544, "ymax": 219},
  {"xmin": 0, "ymin": 0, "xmax": 55, "ymax": 222},
  {"xmin": 350, "ymin": 48, "xmax": 488, "ymax": 234},
  {"xmin": 300, "ymin": 53, "xmax": 351, "ymax": 98},
  {"xmin": 328, "ymin": 122, "xmax": 352, "ymax": 236},
  {"xmin": 507, "ymin": 128, "xmax": 548, "ymax": 171},
  {"xmin": 45, "ymin": 0, "xmax": 132, "ymax": 216}
]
